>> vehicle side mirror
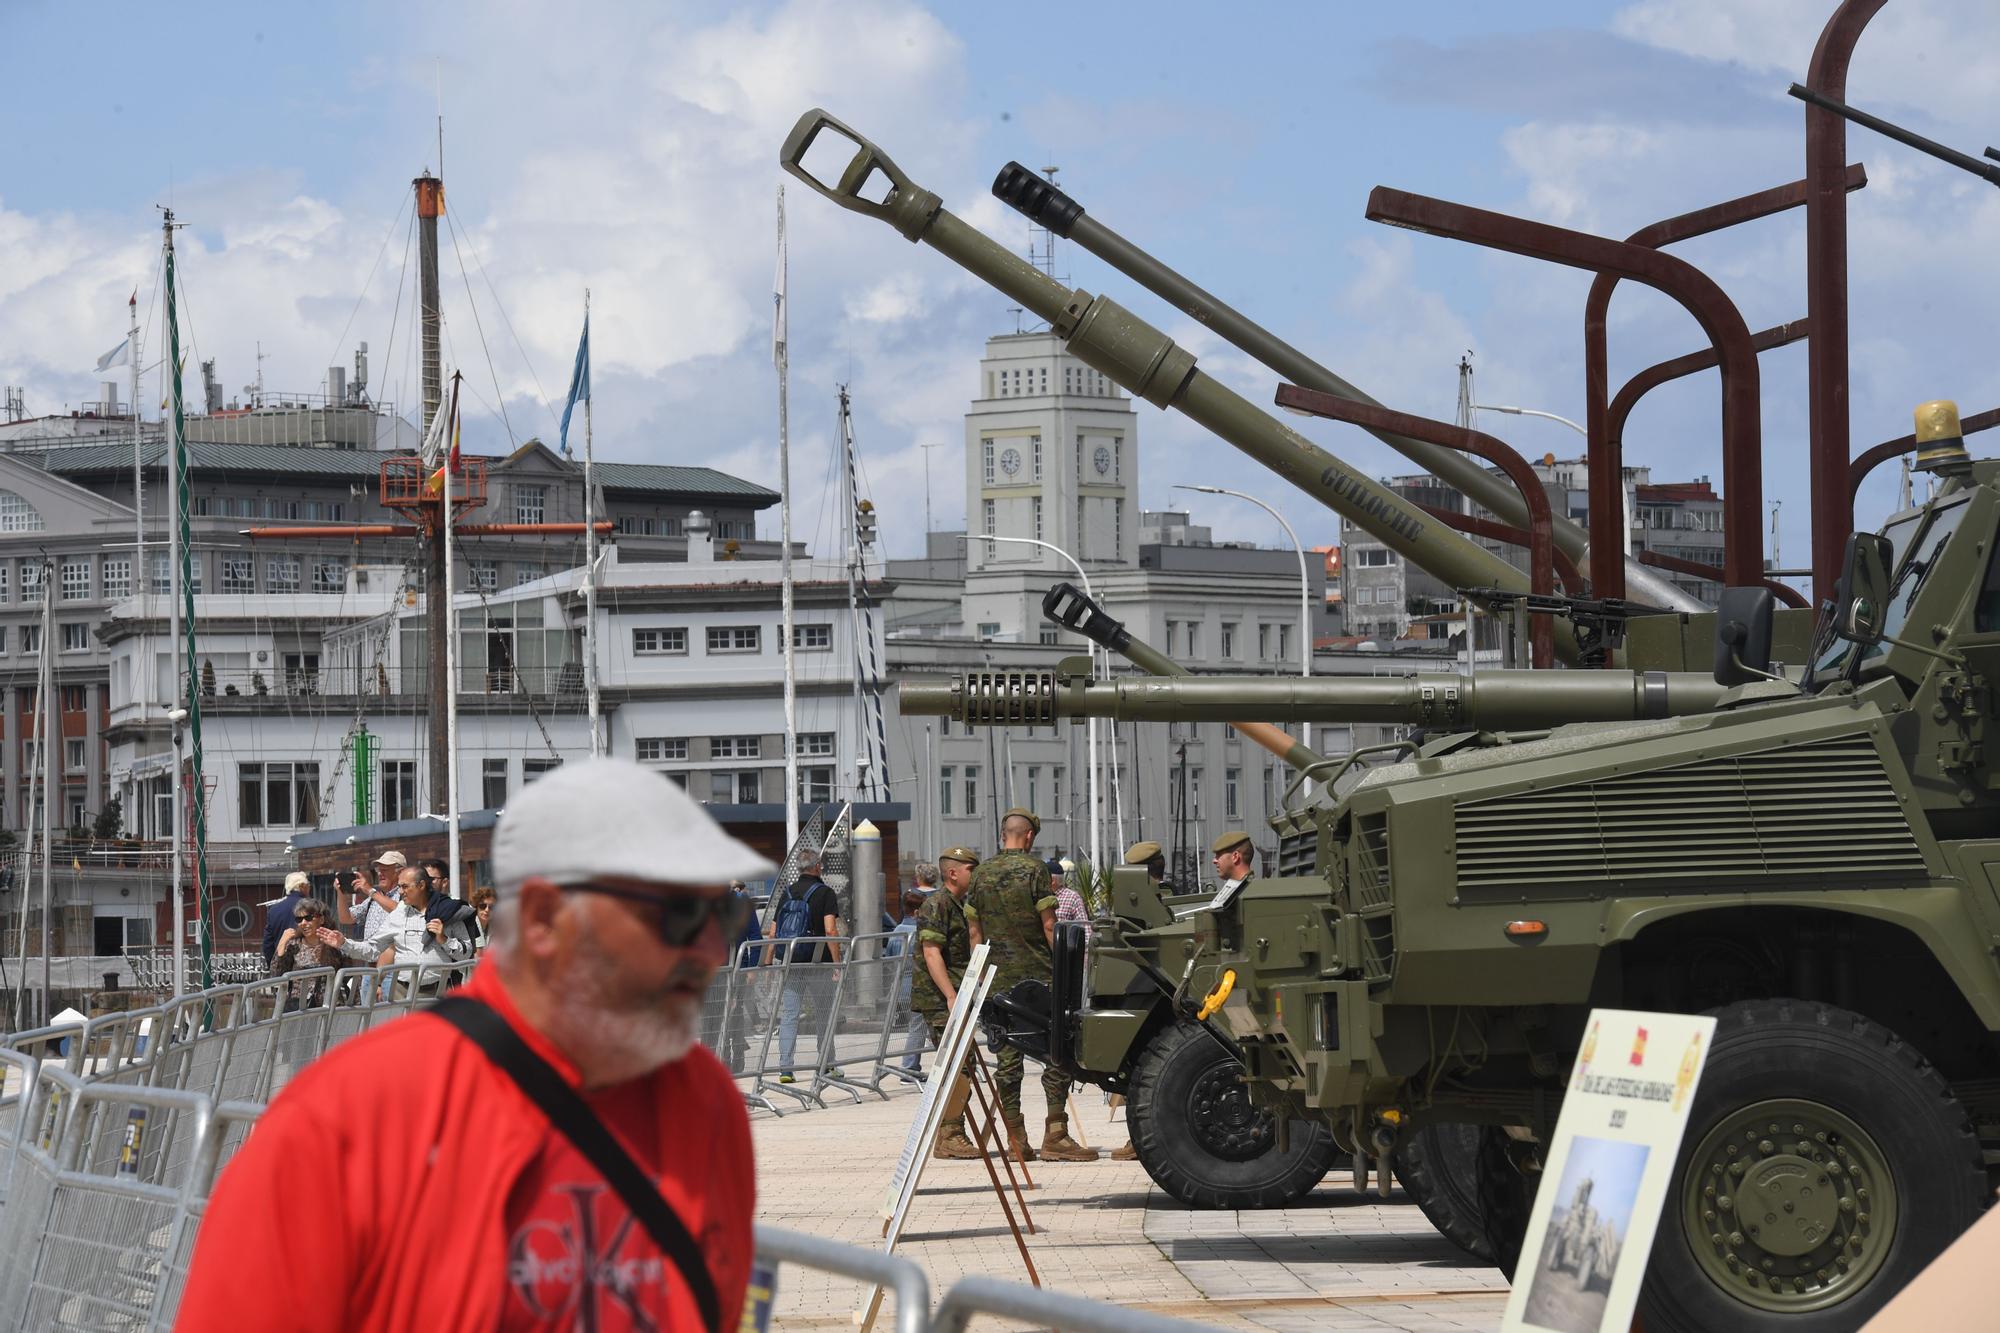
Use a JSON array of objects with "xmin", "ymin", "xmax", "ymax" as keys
[
  {"xmin": 1833, "ymin": 533, "xmax": 1893, "ymax": 647},
  {"xmin": 1713, "ymin": 587, "xmax": 1776, "ymax": 685}
]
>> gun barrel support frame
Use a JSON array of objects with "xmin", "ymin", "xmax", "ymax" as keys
[
  {"xmin": 900, "ymin": 669, "xmax": 1732, "ymax": 731},
  {"xmin": 780, "ymin": 110, "xmax": 1579, "ymax": 662}
]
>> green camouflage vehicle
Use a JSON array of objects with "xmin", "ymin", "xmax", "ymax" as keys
[{"xmin": 783, "ymin": 110, "xmax": 1999, "ymax": 1330}]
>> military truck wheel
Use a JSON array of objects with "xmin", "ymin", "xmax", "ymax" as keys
[
  {"xmin": 1474, "ymin": 1126, "xmax": 1535, "ymax": 1279},
  {"xmin": 1393, "ymin": 1123, "xmax": 1496, "ymax": 1263},
  {"xmin": 1128, "ymin": 1021, "xmax": 1337, "ymax": 1209},
  {"xmin": 1639, "ymin": 999, "xmax": 1985, "ymax": 1333}
]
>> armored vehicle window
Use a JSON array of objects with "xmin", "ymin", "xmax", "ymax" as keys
[
  {"xmin": 1813, "ymin": 501, "xmax": 1963, "ymax": 681},
  {"xmin": 1978, "ymin": 524, "xmax": 2000, "ymax": 633}
]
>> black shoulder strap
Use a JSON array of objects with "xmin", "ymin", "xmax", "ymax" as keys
[{"xmin": 430, "ymin": 996, "xmax": 723, "ymax": 1333}]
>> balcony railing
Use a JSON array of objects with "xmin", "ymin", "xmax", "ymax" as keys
[{"xmin": 180, "ymin": 661, "xmax": 585, "ymax": 703}]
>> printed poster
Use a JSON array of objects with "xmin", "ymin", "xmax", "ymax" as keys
[{"xmin": 1503, "ymin": 1008, "xmax": 1715, "ymax": 1333}]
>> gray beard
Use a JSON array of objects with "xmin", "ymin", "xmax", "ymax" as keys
[{"xmin": 548, "ymin": 937, "xmax": 707, "ymax": 1084}]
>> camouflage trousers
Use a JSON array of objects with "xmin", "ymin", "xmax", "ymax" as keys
[{"xmin": 994, "ymin": 1042, "xmax": 1071, "ymax": 1130}]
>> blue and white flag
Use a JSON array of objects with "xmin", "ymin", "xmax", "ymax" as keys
[
  {"xmin": 558, "ymin": 314, "xmax": 589, "ymax": 458},
  {"xmin": 94, "ymin": 336, "xmax": 131, "ymax": 373}
]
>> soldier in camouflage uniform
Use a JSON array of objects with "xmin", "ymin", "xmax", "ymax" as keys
[
  {"xmin": 965, "ymin": 807, "xmax": 1095, "ymax": 1162},
  {"xmin": 914, "ymin": 846, "xmax": 982, "ymax": 1159}
]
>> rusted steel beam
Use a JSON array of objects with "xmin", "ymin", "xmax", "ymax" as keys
[
  {"xmin": 1608, "ymin": 320, "xmax": 1813, "ymax": 474},
  {"xmin": 1415, "ymin": 504, "xmax": 1585, "ymax": 595},
  {"xmin": 1581, "ymin": 168, "xmax": 1863, "ymax": 600},
  {"xmin": 1368, "ymin": 187, "xmax": 1765, "ymax": 591},
  {"xmin": 1636, "ymin": 550, "xmax": 1809, "ymax": 609},
  {"xmin": 1849, "ymin": 407, "xmax": 2000, "ymax": 505},
  {"xmin": 1276, "ymin": 383, "xmax": 1556, "ymax": 668},
  {"xmin": 1806, "ymin": 0, "xmax": 1888, "ymax": 594}
]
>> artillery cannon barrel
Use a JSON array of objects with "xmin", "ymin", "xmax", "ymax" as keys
[
  {"xmin": 780, "ymin": 110, "xmax": 1578, "ymax": 663},
  {"xmin": 990, "ymin": 163, "xmax": 1700, "ymax": 614},
  {"xmin": 901, "ymin": 669, "xmax": 1730, "ymax": 731},
  {"xmin": 1040, "ymin": 583, "xmax": 1323, "ymax": 772}
]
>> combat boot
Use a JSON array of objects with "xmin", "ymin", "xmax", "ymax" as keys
[
  {"xmin": 1004, "ymin": 1118, "xmax": 1039, "ymax": 1163},
  {"xmin": 1111, "ymin": 1141, "xmax": 1139, "ymax": 1161},
  {"xmin": 933, "ymin": 1120, "xmax": 984, "ymax": 1160},
  {"xmin": 1040, "ymin": 1117, "xmax": 1097, "ymax": 1162}
]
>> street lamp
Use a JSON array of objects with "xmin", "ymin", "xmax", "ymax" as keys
[
  {"xmin": 1174, "ymin": 483, "xmax": 1313, "ymax": 777},
  {"xmin": 1469, "ymin": 403, "xmax": 1586, "ymax": 436},
  {"xmin": 955, "ymin": 533, "xmax": 1104, "ymax": 877}
]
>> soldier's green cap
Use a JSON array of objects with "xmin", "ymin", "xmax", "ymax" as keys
[
  {"xmin": 937, "ymin": 846, "xmax": 980, "ymax": 867},
  {"xmin": 1002, "ymin": 806, "xmax": 1041, "ymax": 834},
  {"xmin": 1124, "ymin": 840, "xmax": 1162, "ymax": 864},
  {"xmin": 1211, "ymin": 830, "xmax": 1252, "ymax": 856}
]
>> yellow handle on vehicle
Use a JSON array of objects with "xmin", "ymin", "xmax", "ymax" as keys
[{"xmin": 1196, "ymin": 969, "xmax": 1237, "ymax": 1021}]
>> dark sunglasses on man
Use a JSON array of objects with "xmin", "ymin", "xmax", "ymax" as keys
[{"xmin": 563, "ymin": 883, "xmax": 751, "ymax": 948}]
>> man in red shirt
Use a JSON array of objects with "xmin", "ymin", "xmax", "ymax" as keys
[{"xmin": 176, "ymin": 757, "xmax": 774, "ymax": 1332}]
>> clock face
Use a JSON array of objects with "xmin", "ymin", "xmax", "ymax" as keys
[
  {"xmin": 1093, "ymin": 445, "xmax": 1112, "ymax": 475},
  {"xmin": 1000, "ymin": 448, "xmax": 1022, "ymax": 476}
]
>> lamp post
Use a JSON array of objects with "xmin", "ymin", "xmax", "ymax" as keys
[
  {"xmin": 957, "ymin": 533, "xmax": 1103, "ymax": 876},
  {"xmin": 1175, "ymin": 484, "xmax": 1313, "ymax": 773}
]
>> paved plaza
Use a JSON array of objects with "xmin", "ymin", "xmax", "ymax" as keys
[{"xmin": 751, "ymin": 1075, "xmax": 1510, "ymax": 1331}]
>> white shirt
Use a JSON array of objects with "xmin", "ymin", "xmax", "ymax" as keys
[{"xmin": 340, "ymin": 900, "xmax": 451, "ymax": 968}]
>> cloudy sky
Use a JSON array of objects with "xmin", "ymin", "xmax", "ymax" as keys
[{"xmin": 4, "ymin": 0, "xmax": 1995, "ymax": 590}]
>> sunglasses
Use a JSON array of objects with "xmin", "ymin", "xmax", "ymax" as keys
[{"xmin": 564, "ymin": 883, "xmax": 750, "ymax": 948}]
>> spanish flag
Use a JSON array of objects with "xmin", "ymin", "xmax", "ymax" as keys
[{"xmin": 424, "ymin": 376, "xmax": 462, "ymax": 497}]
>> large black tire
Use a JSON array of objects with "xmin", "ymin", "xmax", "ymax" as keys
[
  {"xmin": 1475, "ymin": 1125, "xmax": 1536, "ymax": 1279},
  {"xmin": 1638, "ymin": 999, "xmax": 1985, "ymax": 1333},
  {"xmin": 1394, "ymin": 1122, "xmax": 1497, "ymax": 1263},
  {"xmin": 1128, "ymin": 1021, "xmax": 1338, "ymax": 1209}
]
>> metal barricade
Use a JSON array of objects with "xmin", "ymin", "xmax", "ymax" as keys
[
  {"xmin": 0, "ymin": 1068, "xmax": 214, "ymax": 1332},
  {"xmin": 0, "ymin": 1048, "xmax": 38, "ymax": 1213},
  {"xmin": 753, "ymin": 1224, "xmax": 929, "ymax": 1333},
  {"xmin": 811, "ymin": 932, "xmax": 908, "ymax": 1103},
  {"xmin": 745, "ymin": 942, "xmax": 847, "ymax": 1111},
  {"xmin": 931, "ymin": 1276, "xmax": 1229, "ymax": 1333}
]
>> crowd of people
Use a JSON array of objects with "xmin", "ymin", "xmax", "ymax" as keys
[{"xmin": 260, "ymin": 850, "xmax": 494, "ymax": 1003}]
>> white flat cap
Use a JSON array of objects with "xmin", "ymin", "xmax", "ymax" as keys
[{"xmin": 493, "ymin": 757, "xmax": 775, "ymax": 893}]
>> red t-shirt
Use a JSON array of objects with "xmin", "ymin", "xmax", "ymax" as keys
[{"xmin": 174, "ymin": 967, "xmax": 753, "ymax": 1332}]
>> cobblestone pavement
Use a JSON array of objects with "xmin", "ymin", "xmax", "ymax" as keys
[{"xmin": 751, "ymin": 1075, "xmax": 1510, "ymax": 1331}]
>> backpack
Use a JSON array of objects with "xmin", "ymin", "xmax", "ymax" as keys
[{"xmin": 771, "ymin": 881, "xmax": 819, "ymax": 962}]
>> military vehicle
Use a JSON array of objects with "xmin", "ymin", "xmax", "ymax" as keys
[{"xmin": 783, "ymin": 106, "xmax": 2000, "ymax": 1330}]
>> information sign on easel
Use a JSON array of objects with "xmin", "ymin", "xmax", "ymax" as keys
[{"xmin": 1503, "ymin": 1008, "xmax": 1715, "ymax": 1333}]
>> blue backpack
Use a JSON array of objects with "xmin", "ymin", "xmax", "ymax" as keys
[{"xmin": 772, "ymin": 882, "xmax": 818, "ymax": 962}]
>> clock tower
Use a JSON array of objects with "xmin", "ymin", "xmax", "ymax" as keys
[{"xmin": 963, "ymin": 330, "xmax": 1139, "ymax": 581}]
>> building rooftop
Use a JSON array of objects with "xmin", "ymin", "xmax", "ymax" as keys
[{"xmin": 25, "ymin": 440, "xmax": 779, "ymax": 507}]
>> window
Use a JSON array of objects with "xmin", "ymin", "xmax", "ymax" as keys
[
  {"xmin": 523, "ymin": 757, "xmax": 562, "ymax": 784},
  {"xmin": 792, "ymin": 624, "xmax": 831, "ymax": 651},
  {"xmin": 707, "ymin": 626, "xmax": 760, "ymax": 653},
  {"xmin": 0, "ymin": 627, "xmax": 7, "ymax": 654},
  {"xmin": 632, "ymin": 627, "xmax": 688, "ymax": 655},
  {"xmin": 964, "ymin": 764, "xmax": 980, "ymax": 817},
  {"xmin": 150, "ymin": 553, "xmax": 171, "ymax": 595},
  {"xmin": 61, "ymin": 685, "xmax": 85, "ymax": 712},
  {"xmin": 977, "ymin": 622, "xmax": 1000, "ymax": 640},
  {"xmin": 1356, "ymin": 547, "xmax": 1394, "ymax": 567},
  {"xmin": 514, "ymin": 485, "xmax": 547, "ymax": 525},
  {"xmin": 59, "ymin": 623, "xmax": 88, "ymax": 652},
  {"xmin": 513, "ymin": 563, "xmax": 545, "ymax": 587},
  {"xmin": 799, "ymin": 732, "xmax": 835, "ymax": 758},
  {"xmin": 798, "ymin": 767, "xmax": 834, "ymax": 804},
  {"xmin": 1277, "ymin": 624, "xmax": 1291, "ymax": 660},
  {"xmin": 1038, "ymin": 622, "xmax": 1059, "ymax": 645},
  {"xmin": 939, "ymin": 765, "xmax": 954, "ymax": 817},
  {"xmin": 1190, "ymin": 768, "xmax": 1203, "ymax": 820},
  {"xmin": 21, "ymin": 562, "xmax": 44, "ymax": 604},
  {"xmin": 711, "ymin": 735, "xmax": 761, "ymax": 760},
  {"xmin": 636, "ymin": 738, "xmax": 688, "ymax": 762},
  {"xmin": 1225, "ymin": 767, "xmax": 1241, "ymax": 820},
  {"xmin": 1187, "ymin": 623, "xmax": 1200, "ymax": 658},
  {"xmin": 102, "ymin": 558, "xmax": 131, "ymax": 599},
  {"xmin": 0, "ymin": 563, "xmax": 8, "ymax": 602},
  {"xmin": 239, "ymin": 761, "xmax": 323, "ymax": 828},
  {"xmin": 313, "ymin": 559, "xmax": 346, "ymax": 594},
  {"xmin": 1165, "ymin": 619, "xmax": 1179, "ymax": 653},
  {"xmin": 1257, "ymin": 624, "xmax": 1270, "ymax": 659},
  {"xmin": 22, "ymin": 625, "xmax": 39, "ymax": 654},
  {"xmin": 665, "ymin": 772, "xmax": 689, "ymax": 791},
  {"xmin": 1052, "ymin": 765, "xmax": 1064, "ymax": 813},
  {"xmin": 221, "ymin": 557, "xmax": 254, "ymax": 594},
  {"xmin": 1032, "ymin": 495, "xmax": 1043, "ymax": 541},
  {"xmin": 283, "ymin": 652, "xmax": 319, "ymax": 694},
  {"xmin": 60, "ymin": 560, "xmax": 89, "ymax": 601},
  {"xmin": 266, "ymin": 557, "xmax": 299, "ymax": 595},
  {"xmin": 0, "ymin": 491, "xmax": 44, "ymax": 531},
  {"xmin": 481, "ymin": 759, "xmax": 508, "ymax": 810},
  {"xmin": 64, "ymin": 738, "xmax": 85, "ymax": 773},
  {"xmin": 981, "ymin": 439, "xmax": 995, "ymax": 485},
  {"xmin": 1221, "ymin": 622, "xmax": 1238, "ymax": 659},
  {"xmin": 1114, "ymin": 498, "xmax": 1124, "ymax": 553},
  {"xmin": 380, "ymin": 759, "xmax": 416, "ymax": 821},
  {"xmin": 1026, "ymin": 765, "xmax": 1040, "ymax": 811},
  {"xmin": 1031, "ymin": 435, "xmax": 1042, "ymax": 480},
  {"xmin": 471, "ymin": 562, "xmax": 498, "ymax": 592},
  {"xmin": 983, "ymin": 499, "xmax": 996, "ymax": 561},
  {"xmin": 710, "ymin": 771, "xmax": 759, "ymax": 803}
]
